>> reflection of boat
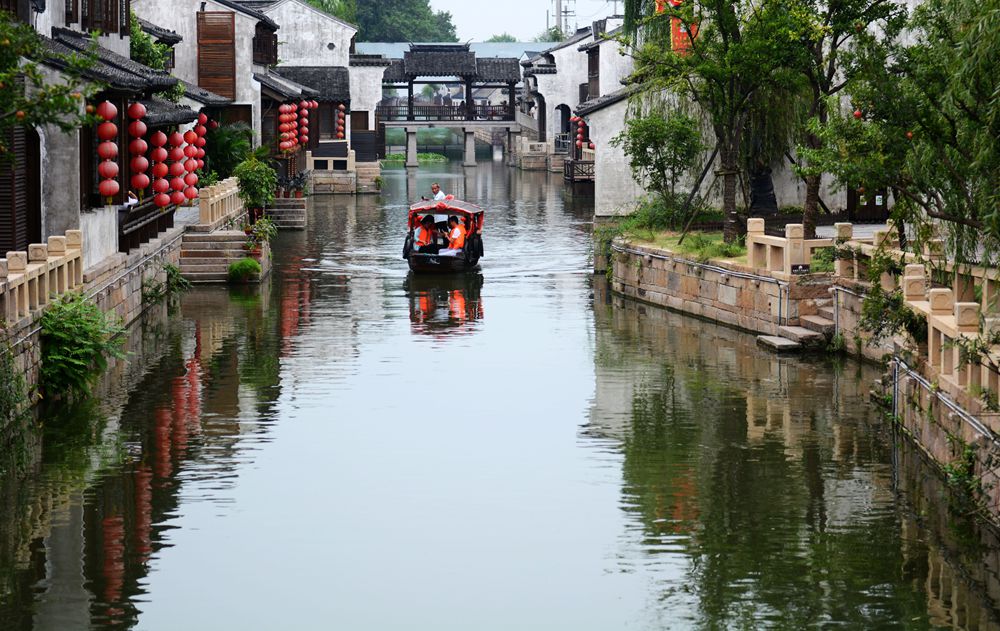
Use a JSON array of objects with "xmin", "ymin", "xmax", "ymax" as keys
[
  {"xmin": 402, "ymin": 198, "xmax": 485, "ymax": 273},
  {"xmin": 405, "ymin": 272, "xmax": 484, "ymax": 332}
]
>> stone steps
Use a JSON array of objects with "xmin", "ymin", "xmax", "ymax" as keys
[
  {"xmin": 757, "ymin": 335, "xmax": 802, "ymax": 352},
  {"xmin": 183, "ymin": 271, "xmax": 231, "ymax": 283},
  {"xmin": 800, "ymin": 314, "xmax": 835, "ymax": 336},
  {"xmin": 818, "ymin": 306, "xmax": 835, "ymax": 320},
  {"xmin": 777, "ymin": 325, "xmax": 826, "ymax": 347},
  {"xmin": 182, "ymin": 231, "xmax": 246, "ymax": 243},
  {"xmin": 180, "ymin": 249, "xmax": 247, "ymax": 258},
  {"xmin": 180, "ymin": 229, "xmax": 263, "ymax": 283}
]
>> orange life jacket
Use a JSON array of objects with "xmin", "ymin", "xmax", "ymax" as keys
[
  {"xmin": 448, "ymin": 224, "xmax": 466, "ymax": 250},
  {"xmin": 415, "ymin": 225, "xmax": 434, "ymax": 247}
]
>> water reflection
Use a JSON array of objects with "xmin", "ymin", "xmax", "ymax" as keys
[
  {"xmin": 593, "ymin": 280, "xmax": 1000, "ymax": 629},
  {"xmin": 405, "ymin": 273, "xmax": 485, "ymax": 335}
]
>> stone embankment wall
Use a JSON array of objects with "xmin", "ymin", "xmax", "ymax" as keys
[
  {"xmin": 607, "ymin": 241, "xmax": 831, "ymax": 336},
  {"xmin": 1, "ymin": 226, "xmax": 184, "ymax": 414}
]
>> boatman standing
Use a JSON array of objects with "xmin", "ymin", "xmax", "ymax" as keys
[{"xmin": 430, "ymin": 182, "xmax": 446, "ymax": 200}]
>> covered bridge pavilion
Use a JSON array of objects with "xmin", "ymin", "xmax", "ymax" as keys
[{"xmin": 379, "ymin": 43, "xmax": 522, "ymax": 167}]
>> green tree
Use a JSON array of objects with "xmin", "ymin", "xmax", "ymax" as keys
[
  {"xmin": 785, "ymin": 0, "xmax": 905, "ymax": 238},
  {"xmin": 534, "ymin": 26, "xmax": 565, "ymax": 42},
  {"xmin": 420, "ymin": 83, "xmax": 441, "ymax": 99},
  {"xmin": 129, "ymin": 13, "xmax": 185, "ymax": 102},
  {"xmin": 304, "ymin": 0, "xmax": 357, "ymax": 23},
  {"xmin": 803, "ymin": 0, "xmax": 1000, "ymax": 262},
  {"xmin": 612, "ymin": 110, "xmax": 703, "ymax": 200},
  {"xmin": 623, "ymin": 0, "xmax": 806, "ymax": 243},
  {"xmin": 486, "ymin": 33, "xmax": 518, "ymax": 42},
  {"xmin": 355, "ymin": 0, "xmax": 458, "ymax": 42},
  {"xmin": 0, "ymin": 13, "xmax": 98, "ymax": 155}
]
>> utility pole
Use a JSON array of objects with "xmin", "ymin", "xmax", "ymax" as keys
[{"xmin": 555, "ymin": 0, "xmax": 562, "ymax": 34}]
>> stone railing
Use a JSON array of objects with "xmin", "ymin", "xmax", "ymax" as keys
[
  {"xmin": 0, "ymin": 230, "xmax": 84, "ymax": 325},
  {"xmin": 746, "ymin": 219, "xmax": 848, "ymax": 278},
  {"xmin": 191, "ymin": 177, "xmax": 243, "ymax": 233}
]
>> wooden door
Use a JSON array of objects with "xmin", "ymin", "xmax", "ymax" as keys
[
  {"xmin": 350, "ymin": 111, "xmax": 369, "ymax": 131},
  {"xmin": 0, "ymin": 126, "xmax": 41, "ymax": 254}
]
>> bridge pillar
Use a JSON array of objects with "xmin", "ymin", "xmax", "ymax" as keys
[
  {"xmin": 405, "ymin": 129, "xmax": 418, "ymax": 168},
  {"xmin": 463, "ymin": 128, "xmax": 477, "ymax": 167},
  {"xmin": 506, "ymin": 128, "xmax": 521, "ymax": 167}
]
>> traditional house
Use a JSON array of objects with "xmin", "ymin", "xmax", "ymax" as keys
[
  {"xmin": 132, "ymin": 0, "xmax": 279, "ymax": 137},
  {"xmin": 521, "ymin": 27, "xmax": 594, "ymax": 145}
]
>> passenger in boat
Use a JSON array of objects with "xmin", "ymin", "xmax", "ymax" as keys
[
  {"xmin": 439, "ymin": 215, "xmax": 467, "ymax": 256},
  {"xmin": 414, "ymin": 215, "xmax": 440, "ymax": 253},
  {"xmin": 420, "ymin": 183, "xmax": 447, "ymax": 201}
]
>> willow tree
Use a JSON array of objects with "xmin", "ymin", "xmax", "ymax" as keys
[
  {"xmin": 623, "ymin": 0, "xmax": 804, "ymax": 242},
  {"xmin": 789, "ymin": 0, "xmax": 906, "ymax": 238},
  {"xmin": 802, "ymin": 0, "xmax": 1000, "ymax": 263}
]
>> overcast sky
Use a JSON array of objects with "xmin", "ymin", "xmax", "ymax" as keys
[{"xmin": 430, "ymin": 0, "xmax": 620, "ymax": 42}]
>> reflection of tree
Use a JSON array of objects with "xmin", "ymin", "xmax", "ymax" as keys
[{"xmin": 598, "ymin": 288, "xmax": 995, "ymax": 628}]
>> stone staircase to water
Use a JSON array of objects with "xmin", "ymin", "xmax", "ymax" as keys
[
  {"xmin": 266, "ymin": 198, "xmax": 307, "ymax": 229},
  {"xmin": 179, "ymin": 231, "xmax": 253, "ymax": 283},
  {"xmin": 756, "ymin": 297, "xmax": 836, "ymax": 352}
]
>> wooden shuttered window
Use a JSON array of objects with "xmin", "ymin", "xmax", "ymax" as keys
[
  {"xmin": 65, "ymin": 0, "xmax": 78, "ymax": 25},
  {"xmin": 587, "ymin": 49, "xmax": 600, "ymax": 100},
  {"xmin": 81, "ymin": 0, "xmax": 120, "ymax": 35},
  {"xmin": 0, "ymin": 127, "xmax": 41, "ymax": 255},
  {"xmin": 198, "ymin": 12, "xmax": 236, "ymax": 100},
  {"xmin": 252, "ymin": 23, "xmax": 277, "ymax": 66}
]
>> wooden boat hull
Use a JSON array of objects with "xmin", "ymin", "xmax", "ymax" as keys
[{"xmin": 407, "ymin": 252, "xmax": 480, "ymax": 273}]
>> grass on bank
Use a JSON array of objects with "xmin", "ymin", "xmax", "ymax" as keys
[
  {"xmin": 629, "ymin": 231, "xmax": 748, "ymax": 264},
  {"xmin": 382, "ymin": 152, "xmax": 449, "ymax": 163}
]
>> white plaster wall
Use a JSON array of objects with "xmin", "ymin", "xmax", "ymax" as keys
[
  {"xmin": 349, "ymin": 65, "xmax": 384, "ymax": 130},
  {"xmin": 586, "ymin": 101, "xmax": 645, "ymax": 217},
  {"xmin": 596, "ymin": 40, "xmax": 633, "ymax": 97},
  {"xmin": 532, "ymin": 33, "xmax": 593, "ymax": 140},
  {"xmin": 32, "ymin": 0, "xmax": 65, "ymax": 38},
  {"xmin": 264, "ymin": 0, "xmax": 356, "ymax": 67},
  {"xmin": 79, "ymin": 207, "xmax": 118, "ymax": 270}
]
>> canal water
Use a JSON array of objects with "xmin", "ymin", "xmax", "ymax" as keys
[{"xmin": 2, "ymin": 162, "xmax": 999, "ymax": 630}]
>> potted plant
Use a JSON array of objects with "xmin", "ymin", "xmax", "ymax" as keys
[
  {"xmin": 233, "ymin": 156, "xmax": 277, "ymax": 221},
  {"xmin": 275, "ymin": 173, "xmax": 288, "ymax": 199},
  {"xmin": 252, "ymin": 216, "xmax": 278, "ymax": 244}
]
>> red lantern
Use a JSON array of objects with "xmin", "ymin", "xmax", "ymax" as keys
[
  {"xmin": 299, "ymin": 126, "xmax": 309, "ymax": 135},
  {"xmin": 576, "ymin": 140, "xmax": 583, "ymax": 148},
  {"xmin": 338, "ymin": 103, "xmax": 345, "ymax": 111},
  {"xmin": 184, "ymin": 172, "xmax": 199, "ymax": 186},
  {"xmin": 97, "ymin": 121, "xmax": 118, "ymax": 141},
  {"xmin": 184, "ymin": 186, "xmax": 198, "ymax": 200},
  {"xmin": 576, "ymin": 132, "xmax": 584, "ymax": 141},
  {"xmin": 99, "ymin": 179, "xmax": 119, "ymax": 199},
  {"xmin": 195, "ymin": 137, "xmax": 207, "ymax": 148},
  {"xmin": 129, "ymin": 139, "xmax": 148, "ymax": 156},
  {"xmin": 198, "ymin": 112, "xmax": 208, "ymax": 125},
  {"xmin": 96, "ymin": 101, "xmax": 118, "ymax": 121},
  {"xmin": 170, "ymin": 190, "xmax": 185, "ymax": 206},
  {"xmin": 299, "ymin": 135, "xmax": 309, "ymax": 144},
  {"xmin": 130, "ymin": 156, "xmax": 149, "ymax": 173},
  {"xmin": 150, "ymin": 131, "xmax": 167, "ymax": 147},
  {"xmin": 169, "ymin": 161, "xmax": 185, "ymax": 177},
  {"xmin": 183, "ymin": 130, "xmax": 197, "ymax": 144},
  {"xmin": 196, "ymin": 159, "xmax": 205, "ymax": 170},
  {"xmin": 196, "ymin": 148, "xmax": 206, "ymax": 159},
  {"xmin": 589, "ymin": 142, "xmax": 595, "ymax": 149},
  {"xmin": 170, "ymin": 177, "xmax": 185, "ymax": 192},
  {"xmin": 169, "ymin": 131, "xmax": 184, "ymax": 147},
  {"xmin": 128, "ymin": 120, "xmax": 147, "ymax": 138},
  {"xmin": 131, "ymin": 173, "xmax": 150, "ymax": 190},
  {"xmin": 153, "ymin": 178, "xmax": 169, "ymax": 193},
  {"xmin": 152, "ymin": 162, "xmax": 169, "ymax": 178},
  {"xmin": 184, "ymin": 158, "xmax": 198, "ymax": 172},
  {"xmin": 127, "ymin": 102, "xmax": 147, "ymax": 120},
  {"xmin": 97, "ymin": 141, "xmax": 118, "ymax": 159},
  {"xmin": 209, "ymin": 120, "xmax": 219, "ymax": 130},
  {"xmin": 98, "ymin": 161, "xmax": 119, "ymax": 179},
  {"xmin": 154, "ymin": 192, "xmax": 171, "ymax": 208},
  {"xmin": 150, "ymin": 147, "xmax": 167, "ymax": 163},
  {"xmin": 184, "ymin": 145, "xmax": 197, "ymax": 158},
  {"xmin": 195, "ymin": 125, "xmax": 207, "ymax": 137},
  {"xmin": 336, "ymin": 132, "xmax": 344, "ymax": 139}
]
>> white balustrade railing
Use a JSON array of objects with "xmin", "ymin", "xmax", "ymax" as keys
[
  {"xmin": 0, "ymin": 230, "xmax": 84, "ymax": 324},
  {"xmin": 196, "ymin": 177, "xmax": 243, "ymax": 230}
]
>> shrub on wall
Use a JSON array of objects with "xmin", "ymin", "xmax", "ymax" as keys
[{"xmin": 39, "ymin": 293, "xmax": 126, "ymax": 401}]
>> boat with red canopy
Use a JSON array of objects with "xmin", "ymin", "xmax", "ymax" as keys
[{"xmin": 402, "ymin": 197, "xmax": 485, "ymax": 273}]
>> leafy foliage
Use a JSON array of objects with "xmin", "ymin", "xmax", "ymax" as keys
[
  {"xmin": 354, "ymin": 0, "xmax": 458, "ymax": 42},
  {"xmin": 0, "ymin": 340, "xmax": 27, "ymax": 426},
  {"xmin": 612, "ymin": 110, "xmax": 703, "ymax": 199},
  {"xmin": 39, "ymin": 293, "xmax": 126, "ymax": 401},
  {"xmin": 486, "ymin": 33, "xmax": 518, "ymax": 43},
  {"xmin": 0, "ymin": 12, "xmax": 99, "ymax": 155},
  {"xmin": 534, "ymin": 27, "xmax": 566, "ymax": 42},
  {"xmin": 228, "ymin": 258, "xmax": 262, "ymax": 283},
  {"xmin": 128, "ymin": 13, "xmax": 184, "ymax": 102},
  {"xmin": 204, "ymin": 122, "xmax": 254, "ymax": 179},
  {"xmin": 233, "ymin": 156, "xmax": 277, "ymax": 210},
  {"xmin": 142, "ymin": 263, "xmax": 191, "ymax": 305},
  {"xmin": 303, "ymin": 0, "xmax": 357, "ymax": 23}
]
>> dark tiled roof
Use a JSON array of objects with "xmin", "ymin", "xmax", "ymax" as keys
[
  {"xmin": 579, "ymin": 26, "xmax": 622, "ymax": 52},
  {"xmin": 217, "ymin": 0, "xmax": 279, "ymax": 30},
  {"xmin": 272, "ymin": 66, "xmax": 349, "ymax": 102},
  {"xmin": 349, "ymin": 53, "xmax": 393, "ymax": 67},
  {"xmin": 404, "ymin": 44, "xmax": 477, "ymax": 77},
  {"xmin": 540, "ymin": 27, "xmax": 592, "ymax": 54},
  {"xmin": 136, "ymin": 18, "xmax": 182, "ymax": 45},
  {"xmin": 574, "ymin": 86, "xmax": 636, "ymax": 116},
  {"xmin": 141, "ymin": 97, "xmax": 198, "ymax": 126},
  {"xmin": 383, "ymin": 59, "xmax": 406, "ymax": 83},
  {"xmin": 254, "ymin": 70, "xmax": 317, "ymax": 100},
  {"xmin": 235, "ymin": 0, "xmax": 277, "ymax": 10},
  {"xmin": 475, "ymin": 58, "xmax": 520, "ymax": 83},
  {"xmin": 179, "ymin": 79, "xmax": 231, "ymax": 106},
  {"xmin": 523, "ymin": 64, "xmax": 557, "ymax": 76},
  {"xmin": 44, "ymin": 28, "xmax": 177, "ymax": 92}
]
